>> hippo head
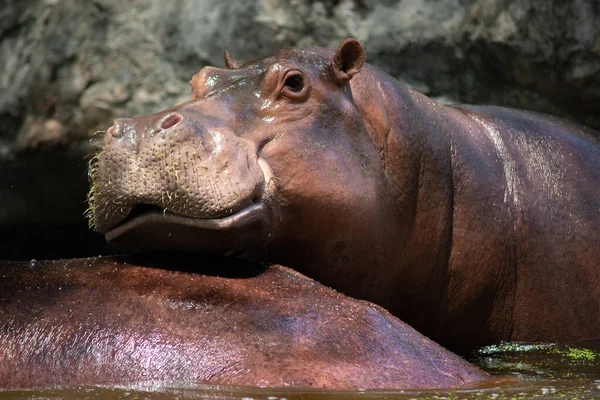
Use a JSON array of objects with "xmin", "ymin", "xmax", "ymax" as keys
[{"xmin": 89, "ymin": 40, "xmax": 407, "ymax": 290}]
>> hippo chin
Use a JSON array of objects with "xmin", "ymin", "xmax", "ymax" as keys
[
  {"xmin": 0, "ymin": 256, "xmax": 489, "ymax": 389},
  {"xmin": 90, "ymin": 39, "xmax": 600, "ymax": 353}
]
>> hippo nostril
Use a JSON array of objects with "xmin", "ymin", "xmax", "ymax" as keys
[
  {"xmin": 108, "ymin": 120, "xmax": 125, "ymax": 139},
  {"xmin": 108, "ymin": 125, "xmax": 124, "ymax": 139},
  {"xmin": 161, "ymin": 113, "xmax": 183, "ymax": 130}
]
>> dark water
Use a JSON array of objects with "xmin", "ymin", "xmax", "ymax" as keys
[{"xmin": 2, "ymin": 342, "xmax": 600, "ymax": 399}]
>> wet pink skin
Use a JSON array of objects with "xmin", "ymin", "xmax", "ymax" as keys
[{"xmin": 93, "ymin": 39, "xmax": 600, "ymax": 354}]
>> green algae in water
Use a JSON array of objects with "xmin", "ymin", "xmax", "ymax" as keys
[
  {"xmin": 566, "ymin": 347, "xmax": 597, "ymax": 362},
  {"xmin": 470, "ymin": 341, "xmax": 600, "ymax": 381}
]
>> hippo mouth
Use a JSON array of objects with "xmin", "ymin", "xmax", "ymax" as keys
[
  {"xmin": 105, "ymin": 199, "xmax": 270, "ymax": 256},
  {"xmin": 94, "ymin": 148, "xmax": 275, "ymax": 256}
]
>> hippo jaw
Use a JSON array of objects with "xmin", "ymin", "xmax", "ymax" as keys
[
  {"xmin": 100, "ymin": 155, "xmax": 276, "ymax": 255},
  {"xmin": 88, "ymin": 134, "xmax": 275, "ymax": 255},
  {"xmin": 104, "ymin": 202, "xmax": 269, "ymax": 255}
]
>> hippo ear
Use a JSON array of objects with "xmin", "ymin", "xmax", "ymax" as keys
[
  {"xmin": 224, "ymin": 50, "xmax": 240, "ymax": 69},
  {"xmin": 332, "ymin": 39, "xmax": 365, "ymax": 85}
]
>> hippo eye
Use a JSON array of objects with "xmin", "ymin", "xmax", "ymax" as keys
[
  {"xmin": 279, "ymin": 70, "xmax": 308, "ymax": 100},
  {"xmin": 278, "ymin": 69, "xmax": 308, "ymax": 100},
  {"xmin": 284, "ymin": 74, "xmax": 304, "ymax": 92}
]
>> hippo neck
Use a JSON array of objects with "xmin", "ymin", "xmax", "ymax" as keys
[
  {"xmin": 351, "ymin": 67, "xmax": 514, "ymax": 351},
  {"xmin": 349, "ymin": 66, "xmax": 456, "ymax": 334}
]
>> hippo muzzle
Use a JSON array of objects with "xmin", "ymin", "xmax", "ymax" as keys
[{"xmin": 89, "ymin": 98, "xmax": 270, "ymax": 255}]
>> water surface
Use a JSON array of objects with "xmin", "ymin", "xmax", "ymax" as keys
[{"xmin": 2, "ymin": 341, "xmax": 600, "ymax": 399}]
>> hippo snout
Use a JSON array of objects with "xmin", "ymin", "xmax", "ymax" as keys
[
  {"xmin": 106, "ymin": 118, "xmax": 130, "ymax": 139},
  {"xmin": 107, "ymin": 113, "xmax": 183, "ymax": 138},
  {"xmin": 104, "ymin": 112, "xmax": 185, "ymax": 151},
  {"xmin": 89, "ymin": 105, "xmax": 267, "ymax": 245}
]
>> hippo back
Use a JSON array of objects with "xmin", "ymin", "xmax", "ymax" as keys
[{"xmin": 0, "ymin": 256, "xmax": 489, "ymax": 389}]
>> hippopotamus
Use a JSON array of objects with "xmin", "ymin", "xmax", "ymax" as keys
[
  {"xmin": 89, "ymin": 39, "xmax": 600, "ymax": 353},
  {"xmin": 0, "ymin": 255, "xmax": 488, "ymax": 389}
]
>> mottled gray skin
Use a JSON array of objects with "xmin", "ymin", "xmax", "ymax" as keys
[
  {"xmin": 91, "ymin": 40, "xmax": 600, "ymax": 353},
  {"xmin": 0, "ymin": 256, "xmax": 488, "ymax": 389}
]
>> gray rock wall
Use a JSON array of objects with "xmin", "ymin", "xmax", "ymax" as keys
[{"xmin": 1, "ymin": 0, "xmax": 599, "ymax": 259}]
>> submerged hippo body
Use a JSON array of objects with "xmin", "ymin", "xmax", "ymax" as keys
[
  {"xmin": 90, "ymin": 40, "xmax": 600, "ymax": 352},
  {"xmin": 0, "ymin": 256, "xmax": 488, "ymax": 389}
]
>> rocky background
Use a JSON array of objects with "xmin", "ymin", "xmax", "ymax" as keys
[{"xmin": 1, "ymin": 0, "xmax": 599, "ymax": 260}]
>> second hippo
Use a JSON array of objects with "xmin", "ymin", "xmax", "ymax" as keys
[{"xmin": 0, "ymin": 256, "xmax": 488, "ymax": 389}]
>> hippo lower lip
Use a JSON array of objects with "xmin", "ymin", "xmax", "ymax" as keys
[{"xmin": 105, "ymin": 201, "xmax": 269, "ymax": 255}]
